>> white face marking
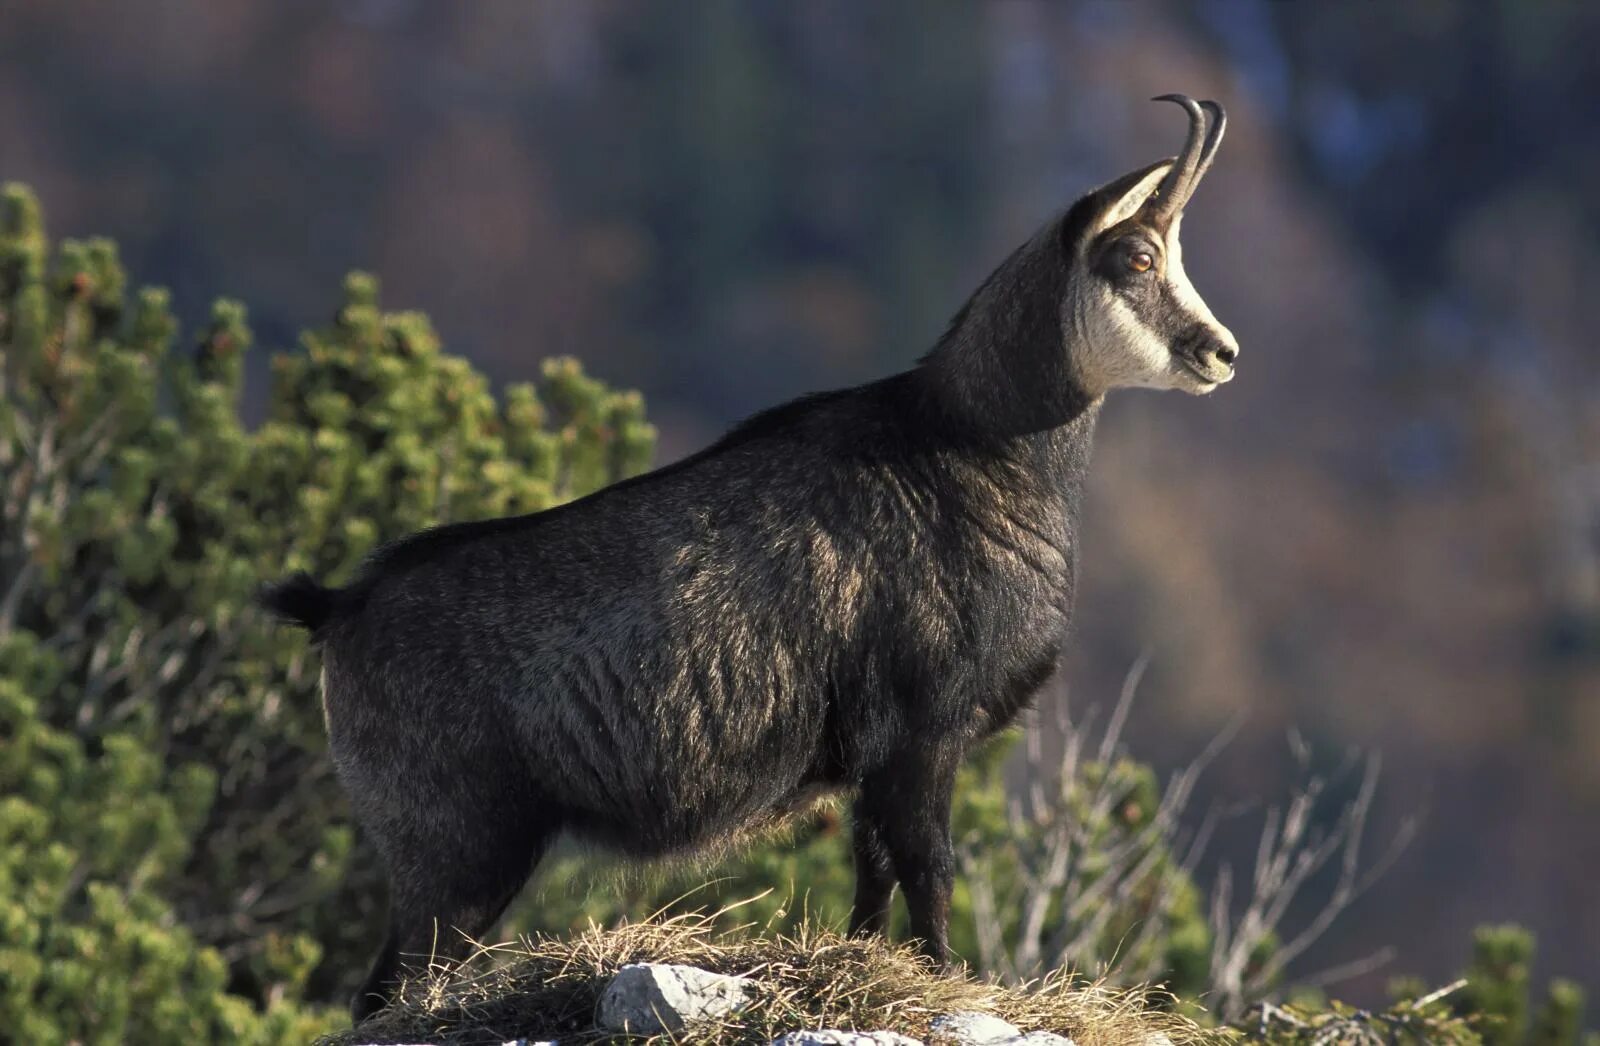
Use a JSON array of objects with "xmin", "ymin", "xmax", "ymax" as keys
[
  {"xmin": 1068, "ymin": 175, "xmax": 1239, "ymax": 397},
  {"xmin": 1074, "ymin": 290, "xmax": 1185, "ymax": 394},
  {"xmin": 1164, "ymin": 214, "xmax": 1236, "ymax": 355}
]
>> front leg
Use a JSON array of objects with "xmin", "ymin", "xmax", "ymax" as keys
[
  {"xmin": 856, "ymin": 748, "xmax": 960, "ymax": 966},
  {"xmin": 849, "ymin": 799, "xmax": 896, "ymax": 937}
]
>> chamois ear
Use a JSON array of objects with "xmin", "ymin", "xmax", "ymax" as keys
[{"xmin": 1087, "ymin": 160, "xmax": 1174, "ymax": 237}]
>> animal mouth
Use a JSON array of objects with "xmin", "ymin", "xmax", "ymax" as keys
[{"xmin": 1177, "ymin": 353, "xmax": 1232, "ymax": 385}]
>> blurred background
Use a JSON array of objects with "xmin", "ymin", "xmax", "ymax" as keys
[{"xmin": 4, "ymin": 0, "xmax": 1597, "ymax": 1001}]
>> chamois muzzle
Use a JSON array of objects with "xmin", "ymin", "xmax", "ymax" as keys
[
  {"xmin": 1180, "ymin": 331, "xmax": 1238, "ymax": 386},
  {"xmin": 1144, "ymin": 94, "xmax": 1227, "ymax": 230}
]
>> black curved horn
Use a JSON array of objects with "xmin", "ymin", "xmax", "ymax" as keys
[
  {"xmin": 1146, "ymin": 93, "xmax": 1210, "ymax": 227},
  {"xmin": 1192, "ymin": 99, "xmax": 1227, "ymax": 189}
]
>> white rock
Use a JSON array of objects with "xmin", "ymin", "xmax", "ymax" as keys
[
  {"xmin": 929, "ymin": 1012, "xmax": 1024, "ymax": 1044},
  {"xmin": 925, "ymin": 1013, "xmax": 1078, "ymax": 1046},
  {"xmin": 771, "ymin": 1033, "xmax": 925, "ymax": 1046},
  {"xmin": 596, "ymin": 962, "xmax": 753, "ymax": 1034}
]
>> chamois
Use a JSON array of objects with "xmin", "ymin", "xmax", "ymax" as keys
[{"xmin": 263, "ymin": 94, "xmax": 1240, "ymax": 1022}]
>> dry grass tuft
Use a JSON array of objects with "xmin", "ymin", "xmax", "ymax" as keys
[{"xmin": 323, "ymin": 904, "xmax": 1221, "ymax": 1045}]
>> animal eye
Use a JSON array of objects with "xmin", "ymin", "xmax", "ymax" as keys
[{"xmin": 1128, "ymin": 251, "xmax": 1154, "ymax": 274}]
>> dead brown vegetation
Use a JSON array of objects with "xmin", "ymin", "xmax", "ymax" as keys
[{"xmin": 323, "ymin": 907, "xmax": 1222, "ymax": 1046}]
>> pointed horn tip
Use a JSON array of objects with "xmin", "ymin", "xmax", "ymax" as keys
[
  {"xmin": 1151, "ymin": 93, "xmax": 1202, "ymax": 110},
  {"xmin": 1198, "ymin": 99, "xmax": 1228, "ymax": 136},
  {"xmin": 1196, "ymin": 99, "xmax": 1228, "ymax": 168},
  {"xmin": 1151, "ymin": 94, "xmax": 1228, "ymax": 131},
  {"xmin": 1144, "ymin": 94, "xmax": 1209, "ymax": 222}
]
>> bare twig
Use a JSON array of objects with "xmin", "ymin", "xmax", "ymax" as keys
[
  {"xmin": 1207, "ymin": 745, "xmax": 1415, "ymax": 1019},
  {"xmin": 954, "ymin": 659, "xmax": 1412, "ymax": 1021}
]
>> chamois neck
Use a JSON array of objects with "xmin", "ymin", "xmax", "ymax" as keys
[{"xmin": 915, "ymin": 225, "xmax": 1096, "ymax": 439}]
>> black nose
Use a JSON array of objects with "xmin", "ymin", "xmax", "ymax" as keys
[{"xmin": 1214, "ymin": 344, "xmax": 1236, "ymax": 365}]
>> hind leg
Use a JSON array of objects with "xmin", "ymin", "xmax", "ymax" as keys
[{"xmin": 351, "ymin": 822, "xmax": 554, "ymax": 1024}]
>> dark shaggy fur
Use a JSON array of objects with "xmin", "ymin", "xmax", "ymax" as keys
[{"xmin": 263, "ymin": 165, "xmax": 1193, "ymax": 1023}]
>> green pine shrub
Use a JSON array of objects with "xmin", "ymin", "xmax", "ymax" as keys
[
  {"xmin": 1453, "ymin": 925, "xmax": 1593, "ymax": 1046},
  {"xmin": 0, "ymin": 181, "xmax": 654, "ymax": 1030},
  {"xmin": 1242, "ymin": 923, "xmax": 1596, "ymax": 1045},
  {"xmin": 0, "ymin": 631, "xmax": 339, "ymax": 1042}
]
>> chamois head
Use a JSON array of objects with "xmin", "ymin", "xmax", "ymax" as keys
[{"xmin": 1063, "ymin": 94, "xmax": 1239, "ymax": 397}]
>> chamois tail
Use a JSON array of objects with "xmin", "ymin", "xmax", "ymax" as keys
[{"xmin": 258, "ymin": 572, "xmax": 342, "ymax": 637}]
